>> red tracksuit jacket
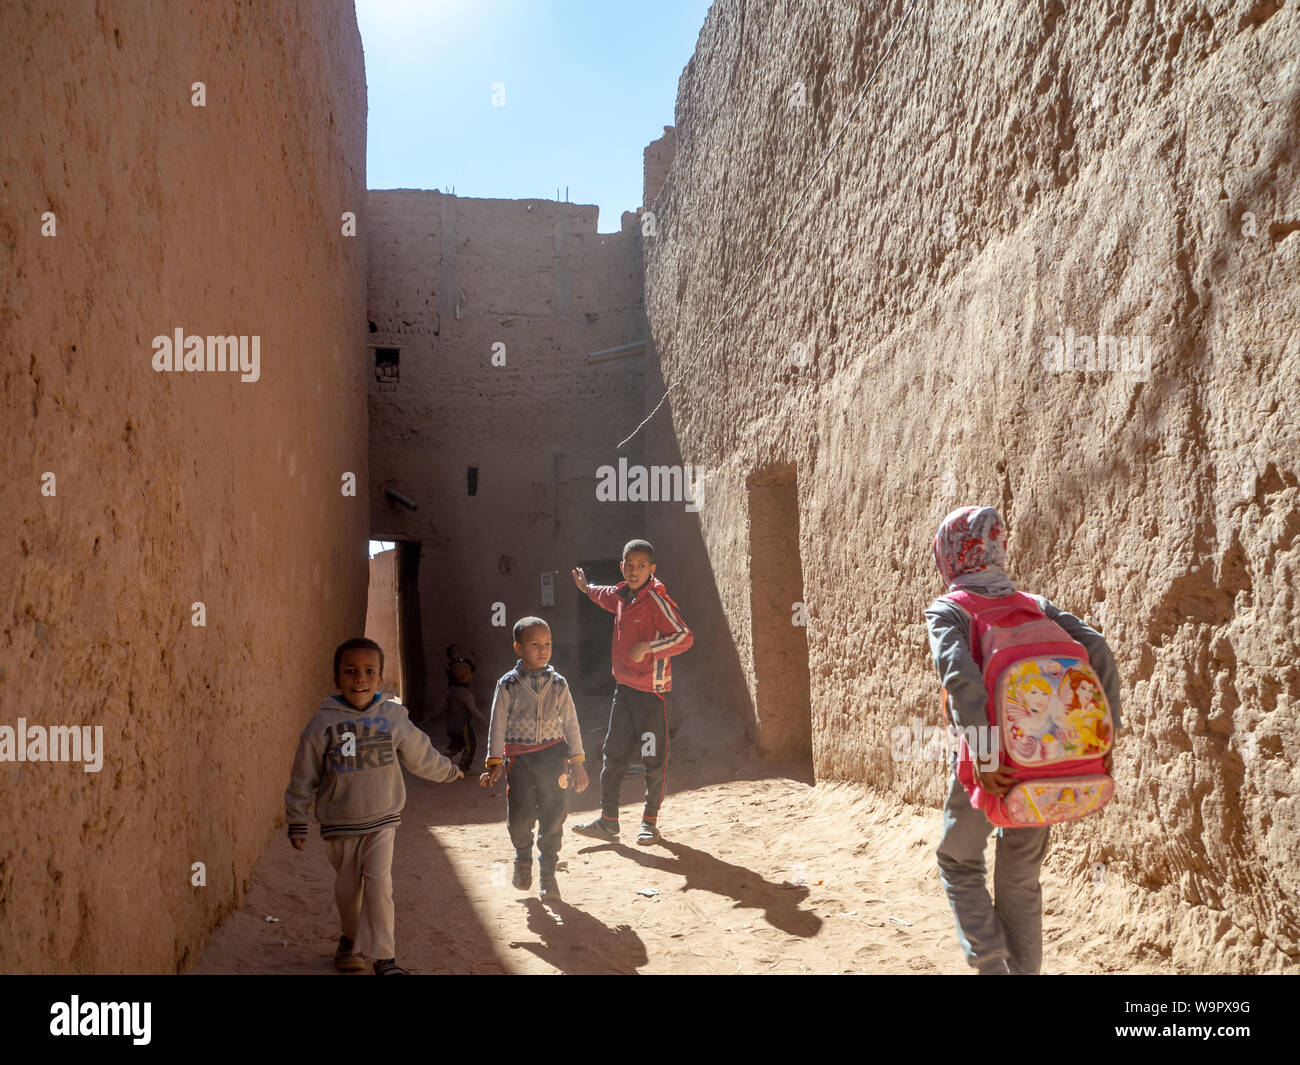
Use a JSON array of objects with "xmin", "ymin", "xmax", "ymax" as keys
[{"xmin": 585, "ymin": 576, "xmax": 693, "ymax": 693}]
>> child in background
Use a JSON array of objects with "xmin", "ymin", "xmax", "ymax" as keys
[
  {"xmin": 480, "ymin": 617, "xmax": 588, "ymax": 901},
  {"xmin": 445, "ymin": 643, "xmax": 476, "ymax": 684},
  {"xmin": 924, "ymin": 506, "xmax": 1122, "ymax": 974},
  {"xmin": 444, "ymin": 659, "xmax": 488, "ymax": 771},
  {"xmin": 285, "ymin": 637, "xmax": 463, "ymax": 975}
]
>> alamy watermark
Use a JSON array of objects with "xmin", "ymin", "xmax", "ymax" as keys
[
  {"xmin": 1041, "ymin": 328, "xmax": 1152, "ymax": 381},
  {"xmin": 50, "ymin": 997, "xmax": 149, "ymax": 1045},
  {"xmin": 0, "ymin": 719, "xmax": 103, "ymax": 772},
  {"xmin": 595, "ymin": 458, "xmax": 703, "ymax": 512},
  {"xmin": 890, "ymin": 717, "xmax": 998, "ymax": 772},
  {"xmin": 151, "ymin": 328, "xmax": 261, "ymax": 382}
]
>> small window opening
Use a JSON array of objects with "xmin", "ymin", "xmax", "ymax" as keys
[{"xmin": 375, "ymin": 347, "xmax": 400, "ymax": 382}]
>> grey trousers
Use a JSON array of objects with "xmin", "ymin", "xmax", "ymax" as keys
[
  {"xmin": 936, "ymin": 770, "xmax": 1050, "ymax": 974},
  {"xmin": 325, "ymin": 826, "xmax": 396, "ymax": 961}
]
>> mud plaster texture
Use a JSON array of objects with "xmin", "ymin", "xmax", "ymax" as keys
[
  {"xmin": 642, "ymin": 0, "xmax": 1300, "ymax": 970},
  {"xmin": 0, "ymin": 2, "xmax": 368, "ymax": 971}
]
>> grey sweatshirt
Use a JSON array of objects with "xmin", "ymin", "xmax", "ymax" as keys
[
  {"xmin": 924, "ymin": 594, "xmax": 1124, "ymax": 735},
  {"xmin": 285, "ymin": 694, "xmax": 460, "ymax": 839}
]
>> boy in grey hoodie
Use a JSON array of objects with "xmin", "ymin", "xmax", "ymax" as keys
[{"xmin": 286, "ymin": 637, "xmax": 463, "ymax": 975}]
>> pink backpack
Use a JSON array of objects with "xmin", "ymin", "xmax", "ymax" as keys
[{"xmin": 941, "ymin": 590, "xmax": 1116, "ymax": 828}]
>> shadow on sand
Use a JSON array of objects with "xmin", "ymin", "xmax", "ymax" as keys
[
  {"xmin": 573, "ymin": 835, "xmax": 822, "ymax": 938},
  {"xmin": 508, "ymin": 897, "xmax": 650, "ymax": 974}
]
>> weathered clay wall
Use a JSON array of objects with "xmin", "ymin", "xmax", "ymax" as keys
[
  {"xmin": 0, "ymin": 1, "xmax": 368, "ymax": 971},
  {"xmin": 366, "ymin": 192, "xmax": 658, "ymax": 722},
  {"xmin": 644, "ymin": 0, "xmax": 1300, "ymax": 969}
]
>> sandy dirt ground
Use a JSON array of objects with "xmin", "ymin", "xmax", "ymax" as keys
[{"xmin": 194, "ymin": 720, "xmax": 1171, "ymax": 976}]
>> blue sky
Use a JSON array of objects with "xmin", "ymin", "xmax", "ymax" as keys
[{"xmin": 356, "ymin": 0, "xmax": 714, "ymax": 233}]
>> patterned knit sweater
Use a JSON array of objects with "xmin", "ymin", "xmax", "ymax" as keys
[{"xmin": 484, "ymin": 662, "xmax": 585, "ymax": 766}]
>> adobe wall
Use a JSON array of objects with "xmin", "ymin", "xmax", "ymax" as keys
[
  {"xmin": 642, "ymin": 0, "xmax": 1300, "ymax": 969},
  {"xmin": 366, "ymin": 192, "xmax": 661, "ymax": 721},
  {"xmin": 0, "ymin": 1, "xmax": 368, "ymax": 971}
]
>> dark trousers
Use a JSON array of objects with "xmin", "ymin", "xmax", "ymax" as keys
[
  {"xmin": 506, "ymin": 742, "xmax": 570, "ymax": 872},
  {"xmin": 446, "ymin": 721, "xmax": 476, "ymax": 768},
  {"xmin": 599, "ymin": 684, "xmax": 669, "ymax": 821}
]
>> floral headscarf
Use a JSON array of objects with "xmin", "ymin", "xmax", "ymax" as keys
[{"xmin": 932, "ymin": 505, "xmax": 1016, "ymax": 597}]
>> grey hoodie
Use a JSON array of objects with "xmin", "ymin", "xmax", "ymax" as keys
[{"xmin": 285, "ymin": 693, "xmax": 460, "ymax": 839}]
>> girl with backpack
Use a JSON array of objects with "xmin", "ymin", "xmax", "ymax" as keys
[{"xmin": 924, "ymin": 505, "xmax": 1123, "ymax": 974}]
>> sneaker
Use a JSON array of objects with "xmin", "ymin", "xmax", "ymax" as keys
[
  {"xmin": 334, "ymin": 935, "xmax": 366, "ymax": 972},
  {"xmin": 539, "ymin": 871, "xmax": 561, "ymax": 901},
  {"xmin": 636, "ymin": 820, "xmax": 661, "ymax": 846},
  {"xmin": 571, "ymin": 817, "xmax": 619, "ymax": 842},
  {"xmin": 512, "ymin": 859, "xmax": 532, "ymax": 890},
  {"xmin": 373, "ymin": 957, "xmax": 407, "ymax": 975}
]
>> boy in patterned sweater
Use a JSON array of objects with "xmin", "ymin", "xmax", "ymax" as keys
[{"xmin": 480, "ymin": 617, "xmax": 588, "ymax": 901}]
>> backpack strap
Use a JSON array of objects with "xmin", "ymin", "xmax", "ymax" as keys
[{"xmin": 934, "ymin": 592, "xmax": 973, "ymax": 623}]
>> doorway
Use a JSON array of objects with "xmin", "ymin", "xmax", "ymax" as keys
[
  {"xmin": 576, "ymin": 557, "xmax": 623, "ymax": 698},
  {"xmin": 366, "ymin": 539, "xmax": 427, "ymax": 718},
  {"xmin": 747, "ymin": 466, "xmax": 813, "ymax": 768}
]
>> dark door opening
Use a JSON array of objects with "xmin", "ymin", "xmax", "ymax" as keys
[
  {"xmin": 395, "ymin": 540, "xmax": 427, "ymax": 719},
  {"xmin": 747, "ymin": 466, "xmax": 813, "ymax": 769}
]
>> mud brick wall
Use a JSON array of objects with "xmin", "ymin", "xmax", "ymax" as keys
[
  {"xmin": 0, "ymin": 1, "xmax": 368, "ymax": 971},
  {"xmin": 642, "ymin": 0, "xmax": 1300, "ymax": 969}
]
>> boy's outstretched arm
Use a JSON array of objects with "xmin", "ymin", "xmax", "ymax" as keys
[
  {"xmin": 574, "ymin": 566, "xmax": 622, "ymax": 614},
  {"xmin": 394, "ymin": 709, "xmax": 462, "ymax": 783},
  {"xmin": 285, "ymin": 724, "xmax": 325, "ymax": 846}
]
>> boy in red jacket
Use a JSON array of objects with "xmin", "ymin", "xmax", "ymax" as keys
[{"xmin": 570, "ymin": 539, "xmax": 693, "ymax": 845}]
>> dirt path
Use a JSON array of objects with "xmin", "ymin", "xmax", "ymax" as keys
[{"xmin": 195, "ymin": 729, "xmax": 1156, "ymax": 975}]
